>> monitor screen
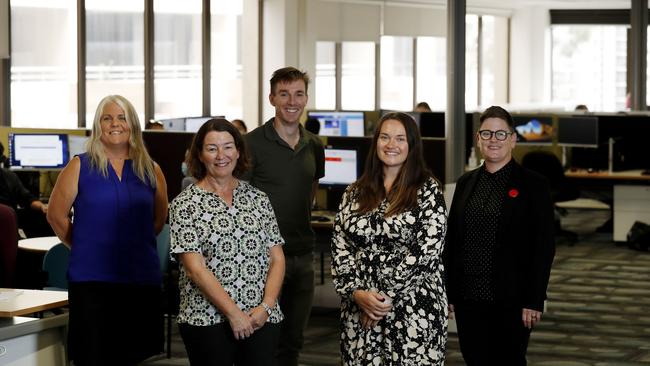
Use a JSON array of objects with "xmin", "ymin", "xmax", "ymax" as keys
[
  {"xmin": 159, "ymin": 118, "xmax": 186, "ymax": 131},
  {"xmin": 185, "ymin": 117, "xmax": 213, "ymax": 133},
  {"xmin": 557, "ymin": 116, "xmax": 599, "ymax": 148},
  {"xmin": 320, "ymin": 148, "xmax": 358, "ymax": 186},
  {"xmin": 8, "ymin": 133, "xmax": 70, "ymax": 169},
  {"xmin": 307, "ymin": 111, "xmax": 365, "ymax": 137},
  {"xmin": 68, "ymin": 134, "xmax": 89, "ymax": 158},
  {"xmin": 419, "ymin": 112, "xmax": 445, "ymax": 138},
  {"xmin": 512, "ymin": 116, "xmax": 553, "ymax": 144}
]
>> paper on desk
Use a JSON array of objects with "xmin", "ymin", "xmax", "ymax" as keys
[{"xmin": 0, "ymin": 290, "xmax": 23, "ymax": 302}]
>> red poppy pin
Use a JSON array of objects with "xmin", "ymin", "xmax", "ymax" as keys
[{"xmin": 508, "ymin": 189, "xmax": 519, "ymax": 198}]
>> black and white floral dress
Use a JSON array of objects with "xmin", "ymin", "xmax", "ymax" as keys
[{"xmin": 331, "ymin": 177, "xmax": 448, "ymax": 365}]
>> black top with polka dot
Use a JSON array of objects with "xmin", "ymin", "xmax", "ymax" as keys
[{"xmin": 461, "ymin": 160, "xmax": 514, "ymax": 302}]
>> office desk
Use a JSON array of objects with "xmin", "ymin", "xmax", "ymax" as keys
[
  {"xmin": 0, "ymin": 314, "xmax": 68, "ymax": 366},
  {"xmin": 0, "ymin": 289, "xmax": 68, "ymax": 317},
  {"xmin": 311, "ymin": 211, "xmax": 335, "ymax": 284},
  {"xmin": 566, "ymin": 170, "xmax": 650, "ymax": 241},
  {"xmin": 566, "ymin": 169, "xmax": 650, "ymax": 182},
  {"xmin": 17, "ymin": 236, "xmax": 60, "ymax": 253}
]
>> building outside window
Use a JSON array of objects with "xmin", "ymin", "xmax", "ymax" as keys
[
  {"xmin": 552, "ymin": 25, "xmax": 627, "ymax": 112},
  {"xmin": 341, "ymin": 42, "xmax": 375, "ymax": 111},
  {"xmin": 86, "ymin": 0, "xmax": 145, "ymax": 127},
  {"xmin": 380, "ymin": 36, "xmax": 413, "ymax": 111},
  {"xmin": 154, "ymin": 0, "xmax": 202, "ymax": 120},
  {"xmin": 210, "ymin": 0, "xmax": 244, "ymax": 120}
]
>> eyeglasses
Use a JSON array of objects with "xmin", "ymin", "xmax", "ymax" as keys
[{"xmin": 478, "ymin": 130, "xmax": 513, "ymax": 141}]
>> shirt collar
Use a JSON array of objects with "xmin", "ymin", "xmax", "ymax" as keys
[{"xmin": 262, "ymin": 117, "xmax": 309, "ymax": 151}]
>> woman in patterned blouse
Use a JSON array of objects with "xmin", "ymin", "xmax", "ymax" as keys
[
  {"xmin": 169, "ymin": 119, "xmax": 285, "ymax": 366},
  {"xmin": 331, "ymin": 112, "xmax": 448, "ymax": 365}
]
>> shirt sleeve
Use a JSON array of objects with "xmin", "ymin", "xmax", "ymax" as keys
[
  {"xmin": 378, "ymin": 179, "xmax": 448, "ymax": 295},
  {"xmin": 169, "ymin": 193, "xmax": 202, "ymax": 258},
  {"xmin": 330, "ymin": 188, "xmax": 363, "ymax": 298}
]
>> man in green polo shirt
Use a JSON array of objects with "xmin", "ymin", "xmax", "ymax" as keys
[{"xmin": 245, "ymin": 67, "xmax": 325, "ymax": 366}]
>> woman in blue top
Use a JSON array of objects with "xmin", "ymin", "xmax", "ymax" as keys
[{"xmin": 48, "ymin": 95, "xmax": 168, "ymax": 366}]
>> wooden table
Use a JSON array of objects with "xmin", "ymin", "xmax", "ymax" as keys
[
  {"xmin": 17, "ymin": 236, "xmax": 61, "ymax": 253},
  {"xmin": 0, "ymin": 289, "xmax": 68, "ymax": 317}
]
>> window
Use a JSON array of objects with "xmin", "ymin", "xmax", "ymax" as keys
[
  {"xmin": 154, "ymin": 0, "xmax": 202, "ymax": 119},
  {"xmin": 315, "ymin": 42, "xmax": 336, "ymax": 110},
  {"xmin": 10, "ymin": 0, "xmax": 78, "ymax": 128},
  {"xmin": 552, "ymin": 25, "xmax": 627, "ymax": 112},
  {"xmin": 86, "ymin": 0, "xmax": 145, "ymax": 127},
  {"xmin": 211, "ymin": 0, "xmax": 243, "ymax": 120},
  {"xmin": 380, "ymin": 36, "xmax": 413, "ymax": 111},
  {"xmin": 416, "ymin": 37, "xmax": 446, "ymax": 111},
  {"xmin": 341, "ymin": 42, "xmax": 375, "ymax": 111}
]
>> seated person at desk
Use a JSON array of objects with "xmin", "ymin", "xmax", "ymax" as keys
[{"xmin": 0, "ymin": 142, "xmax": 50, "ymax": 237}]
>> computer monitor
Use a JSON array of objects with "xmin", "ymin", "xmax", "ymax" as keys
[
  {"xmin": 512, "ymin": 116, "xmax": 553, "ymax": 145},
  {"xmin": 557, "ymin": 116, "xmax": 599, "ymax": 148},
  {"xmin": 307, "ymin": 111, "xmax": 365, "ymax": 137},
  {"xmin": 185, "ymin": 117, "xmax": 213, "ymax": 133},
  {"xmin": 68, "ymin": 134, "xmax": 89, "ymax": 158},
  {"xmin": 320, "ymin": 148, "xmax": 358, "ymax": 186},
  {"xmin": 8, "ymin": 133, "xmax": 70, "ymax": 169},
  {"xmin": 159, "ymin": 118, "xmax": 186, "ymax": 131},
  {"xmin": 419, "ymin": 112, "xmax": 445, "ymax": 138}
]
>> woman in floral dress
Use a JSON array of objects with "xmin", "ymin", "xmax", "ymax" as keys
[{"xmin": 331, "ymin": 112, "xmax": 448, "ymax": 365}]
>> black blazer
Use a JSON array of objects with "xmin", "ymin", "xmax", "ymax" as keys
[{"xmin": 444, "ymin": 161, "xmax": 555, "ymax": 312}]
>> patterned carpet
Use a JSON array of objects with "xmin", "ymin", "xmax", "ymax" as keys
[{"xmin": 143, "ymin": 209, "xmax": 650, "ymax": 365}]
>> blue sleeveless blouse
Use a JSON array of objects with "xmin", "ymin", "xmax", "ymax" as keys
[{"xmin": 69, "ymin": 153, "xmax": 161, "ymax": 285}]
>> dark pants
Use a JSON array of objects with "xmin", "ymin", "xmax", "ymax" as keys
[
  {"xmin": 276, "ymin": 253, "xmax": 315, "ymax": 366},
  {"xmin": 455, "ymin": 301, "xmax": 532, "ymax": 366},
  {"xmin": 179, "ymin": 322, "xmax": 281, "ymax": 366}
]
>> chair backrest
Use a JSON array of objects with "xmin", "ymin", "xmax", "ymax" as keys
[
  {"xmin": 0, "ymin": 204, "xmax": 18, "ymax": 287},
  {"xmin": 156, "ymin": 224, "xmax": 171, "ymax": 273},
  {"xmin": 42, "ymin": 243, "xmax": 70, "ymax": 290},
  {"xmin": 521, "ymin": 151, "xmax": 579, "ymax": 203}
]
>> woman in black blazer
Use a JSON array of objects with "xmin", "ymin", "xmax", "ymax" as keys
[{"xmin": 444, "ymin": 106, "xmax": 555, "ymax": 365}]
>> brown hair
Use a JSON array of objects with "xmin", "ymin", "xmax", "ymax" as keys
[
  {"xmin": 479, "ymin": 106, "xmax": 515, "ymax": 131},
  {"xmin": 270, "ymin": 67, "xmax": 310, "ymax": 94},
  {"xmin": 352, "ymin": 112, "xmax": 432, "ymax": 217},
  {"xmin": 188, "ymin": 119, "xmax": 250, "ymax": 180}
]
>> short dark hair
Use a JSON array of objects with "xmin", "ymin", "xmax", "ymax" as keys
[
  {"xmin": 479, "ymin": 106, "xmax": 514, "ymax": 131},
  {"xmin": 270, "ymin": 67, "xmax": 310, "ymax": 94},
  {"xmin": 188, "ymin": 118, "xmax": 250, "ymax": 180}
]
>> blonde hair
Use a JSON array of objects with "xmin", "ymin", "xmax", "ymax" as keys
[{"xmin": 86, "ymin": 95, "xmax": 157, "ymax": 187}]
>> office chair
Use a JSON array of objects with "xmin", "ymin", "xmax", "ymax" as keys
[
  {"xmin": 0, "ymin": 204, "xmax": 19, "ymax": 287},
  {"xmin": 521, "ymin": 151, "xmax": 580, "ymax": 245},
  {"xmin": 156, "ymin": 224, "xmax": 176, "ymax": 358},
  {"xmin": 42, "ymin": 243, "xmax": 70, "ymax": 291}
]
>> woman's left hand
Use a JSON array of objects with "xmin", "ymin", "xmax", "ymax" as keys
[
  {"xmin": 522, "ymin": 308, "xmax": 542, "ymax": 329},
  {"xmin": 248, "ymin": 306, "xmax": 269, "ymax": 330}
]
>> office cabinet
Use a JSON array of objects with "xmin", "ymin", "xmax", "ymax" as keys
[{"xmin": 614, "ymin": 185, "xmax": 650, "ymax": 242}]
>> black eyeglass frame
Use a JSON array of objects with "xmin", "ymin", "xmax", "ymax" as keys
[{"xmin": 477, "ymin": 129, "xmax": 513, "ymax": 141}]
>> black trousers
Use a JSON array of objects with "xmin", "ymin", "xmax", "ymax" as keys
[
  {"xmin": 179, "ymin": 321, "xmax": 281, "ymax": 366},
  {"xmin": 454, "ymin": 301, "xmax": 532, "ymax": 366}
]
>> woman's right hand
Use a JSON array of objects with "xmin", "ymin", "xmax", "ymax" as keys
[
  {"xmin": 227, "ymin": 309, "xmax": 255, "ymax": 340},
  {"xmin": 353, "ymin": 290, "xmax": 392, "ymax": 320}
]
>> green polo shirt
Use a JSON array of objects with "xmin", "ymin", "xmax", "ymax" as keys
[{"xmin": 244, "ymin": 118, "xmax": 325, "ymax": 255}]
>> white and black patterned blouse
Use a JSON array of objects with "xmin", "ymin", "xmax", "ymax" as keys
[
  {"xmin": 169, "ymin": 181, "xmax": 284, "ymax": 326},
  {"xmin": 331, "ymin": 177, "xmax": 448, "ymax": 365}
]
